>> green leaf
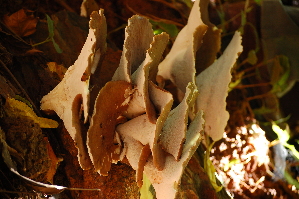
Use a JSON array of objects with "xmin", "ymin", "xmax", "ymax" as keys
[
  {"xmin": 52, "ymin": 38, "xmax": 63, "ymax": 53},
  {"xmin": 238, "ymin": 11, "xmax": 247, "ymax": 35},
  {"xmin": 254, "ymin": 0, "xmax": 262, "ymax": 5},
  {"xmin": 247, "ymin": 50, "xmax": 257, "ymax": 65},
  {"xmin": 271, "ymin": 55, "xmax": 290, "ymax": 94},
  {"xmin": 229, "ymin": 71, "xmax": 244, "ymax": 92},
  {"xmin": 272, "ymin": 123, "xmax": 299, "ymax": 159},
  {"xmin": 284, "ymin": 171, "xmax": 299, "ymax": 189},
  {"xmin": 179, "ymin": 0, "xmax": 193, "ymax": 8},
  {"xmin": 284, "ymin": 143, "xmax": 299, "ymax": 160},
  {"xmin": 14, "ymin": 95, "xmax": 33, "ymax": 109},
  {"xmin": 204, "ymin": 141, "xmax": 223, "ymax": 192},
  {"xmin": 272, "ymin": 123, "xmax": 289, "ymax": 143},
  {"xmin": 153, "ymin": 29, "xmax": 163, "ymax": 35},
  {"xmin": 140, "ymin": 173, "xmax": 154, "ymax": 199},
  {"xmin": 150, "ymin": 20, "xmax": 179, "ymax": 38},
  {"xmin": 253, "ymin": 105, "xmax": 275, "ymax": 115},
  {"xmin": 46, "ymin": 14, "xmax": 54, "ymax": 38}
]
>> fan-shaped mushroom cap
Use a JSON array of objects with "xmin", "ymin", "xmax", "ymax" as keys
[
  {"xmin": 196, "ymin": 0, "xmax": 221, "ymax": 74},
  {"xmin": 157, "ymin": 0, "xmax": 207, "ymax": 93},
  {"xmin": 196, "ymin": 31, "xmax": 243, "ymax": 141},
  {"xmin": 122, "ymin": 31, "xmax": 169, "ymax": 122},
  {"xmin": 112, "ymin": 15, "xmax": 154, "ymax": 82},
  {"xmin": 40, "ymin": 10, "xmax": 106, "ymax": 169},
  {"xmin": 87, "ymin": 80, "xmax": 133, "ymax": 176},
  {"xmin": 159, "ymin": 82, "xmax": 198, "ymax": 161}
]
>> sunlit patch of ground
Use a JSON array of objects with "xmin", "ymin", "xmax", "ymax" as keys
[{"xmin": 211, "ymin": 122, "xmax": 299, "ymax": 198}]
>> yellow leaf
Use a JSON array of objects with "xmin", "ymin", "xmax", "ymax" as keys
[
  {"xmin": 140, "ymin": 173, "xmax": 154, "ymax": 199},
  {"xmin": 5, "ymin": 98, "xmax": 58, "ymax": 128},
  {"xmin": 204, "ymin": 141, "xmax": 223, "ymax": 192},
  {"xmin": 47, "ymin": 62, "xmax": 67, "ymax": 80}
]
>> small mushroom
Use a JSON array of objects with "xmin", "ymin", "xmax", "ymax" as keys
[
  {"xmin": 196, "ymin": 31, "xmax": 243, "ymax": 141},
  {"xmin": 157, "ymin": 0, "xmax": 208, "ymax": 93},
  {"xmin": 40, "ymin": 10, "xmax": 106, "ymax": 169},
  {"xmin": 112, "ymin": 15, "xmax": 169, "ymax": 122}
]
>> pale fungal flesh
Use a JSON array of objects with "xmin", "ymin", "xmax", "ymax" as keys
[
  {"xmin": 40, "ymin": 0, "xmax": 243, "ymax": 198},
  {"xmin": 196, "ymin": 31, "xmax": 243, "ymax": 141},
  {"xmin": 158, "ymin": 82, "xmax": 198, "ymax": 161},
  {"xmin": 40, "ymin": 10, "xmax": 106, "ymax": 169},
  {"xmin": 112, "ymin": 15, "xmax": 154, "ymax": 83},
  {"xmin": 157, "ymin": 0, "xmax": 207, "ymax": 93},
  {"xmin": 144, "ymin": 110, "xmax": 204, "ymax": 199}
]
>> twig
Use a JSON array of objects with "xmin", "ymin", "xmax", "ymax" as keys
[
  {"xmin": 54, "ymin": 0, "xmax": 76, "ymax": 13},
  {"xmin": 233, "ymin": 82, "xmax": 270, "ymax": 89}
]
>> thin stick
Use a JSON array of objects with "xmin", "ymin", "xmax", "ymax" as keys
[{"xmin": 234, "ymin": 82, "xmax": 270, "ymax": 89}]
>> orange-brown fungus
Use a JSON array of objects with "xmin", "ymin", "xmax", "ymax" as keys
[{"xmin": 87, "ymin": 80, "xmax": 133, "ymax": 176}]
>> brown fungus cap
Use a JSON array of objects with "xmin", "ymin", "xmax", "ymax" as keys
[
  {"xmin": 87, "ymin": 80, "xmax": 133, "ymax": 176},
  {"xmin": 115, "ymin": 16, "xmax": 169, "ymax": 123},
  {"xmin": 112, "ymin": 15, "xmax": 154, "ymax": 83}
]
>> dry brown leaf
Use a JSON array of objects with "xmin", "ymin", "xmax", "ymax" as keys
[
  {"xmin": 46, "ymin": 62, "xmax": 67, "ymax": 80},
  {"xmin": 44, "ymin": 137, "xmax": 62, "ymax": 184},
  {"xmin": 3, "ymin": 8, "xmax": 38, "ymax": 37}
]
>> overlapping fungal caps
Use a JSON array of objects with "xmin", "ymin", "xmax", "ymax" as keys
[
  {"xmin": 108, "ymin": 16, "xmax": 204, "ymax": 198},
  {"xmin": 40, "ymin": 0, "xmax": 243, "ymax": 198},
  {"xmin": 40, "ymin": 10, "xmax": 107, "ymax": 169},
  {"xmin": 157, "ymin": 0, "xmax": 243, "ymax": 142},
  {"xmin": 157, "ymin": 0, "xmax": 207, "ymax": 93}
]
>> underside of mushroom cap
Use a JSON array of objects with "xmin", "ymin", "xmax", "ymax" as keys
[
  {"xmin": 40, "ymin": 10, "xmax": 106, "ymax": 169},
  {"xmin": 157, "ymin": 0, "xmax": 208, "ymax": 93},
  {"xmin": 87, "ymin": 80, "xmax": 133, "ymax": 176},
  {"xmin": 196, "ymin": 31, "xmax": 243, "ymax": 141},
  {"xmin": 144, "ymin": 110, "xmax": 204, "ymax": 199}
]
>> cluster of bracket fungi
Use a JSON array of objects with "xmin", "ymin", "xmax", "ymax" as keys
[{"xmin": 40, "ymin": 0, "xmax": 242, "ymax": 198}]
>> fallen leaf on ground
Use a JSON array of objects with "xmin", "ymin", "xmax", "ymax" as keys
[
  {"xmin": 3, "ymin": 8, "xmax": 38, "ymax": 37},
  {"xmin": 5, "ymin": 98, "xmax": 58, "ymax": 128}
]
